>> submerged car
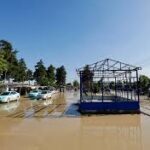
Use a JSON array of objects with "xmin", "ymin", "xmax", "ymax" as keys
[
  {"xmin": 37, "ymin": 90, "xmax": 53, "ymax": 100},
  {"xmin": 0, "ymin": 91, "xmax": 20, "ymax": 103},
  {"xmin": 28, "ymin": 90, "xmax": 41, "ymax": 98}
]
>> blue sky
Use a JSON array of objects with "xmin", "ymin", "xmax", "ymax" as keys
[{"xmin": 1, "ymin": 0, "xmax": 150, "ymax": 82}]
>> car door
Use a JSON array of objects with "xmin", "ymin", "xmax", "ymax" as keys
[
  {"xmin": 10, "ymin": 92, "xmax": 16, "ymax": 101},
  {"xmin": 48, "ymin": 91, "xmax": 50, "ymax": 98},
  {"xmin": 46, "ymin": 92, "xmax": 48, "ymax": 98},
  {"xmin": 9, "ymin": 92, "xmax": 14, "ymax": 101}
]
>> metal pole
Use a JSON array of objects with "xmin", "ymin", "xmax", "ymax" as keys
[
  {"xmin": 136, "ymin": 70, "xmax": 140, "ymax": 102},
  {"xmin": 80, "ymin": 71, "xmax": 83, "ymax": 102},
  {"xmin": 90, "ymin": 77, "xmax": 93, "ymax": 100},
  {"xmin": 115, "ymin": 77, "xmax": 117, "ymax": 101},
  {"xmin": 125, "ymin": 72, "xmax": 129, "ymax": 100},
  {"xmin": 129, "ymin": 72, "xmax": 132, "ymax": 100},
  {"xmin": 102, "ymin": 77, "xmax": 104, "ymax": 102},
  {"xmin": 133, "ymin": 77, "xmax": 136, "ymax": 100}
]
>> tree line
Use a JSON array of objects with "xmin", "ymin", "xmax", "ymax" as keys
[
  {"xmin": 0, "ymin": 40, "xmax": 68, "ymax": 88},
  {"xmin": 139, "ymin": 75, "xmax": 150, "ymax": 95},
  {"xmin": 81, "ymin": 65, "xmax": 150, "ymax": 95}
]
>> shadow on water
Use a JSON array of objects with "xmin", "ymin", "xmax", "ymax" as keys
[{"xmin": 64, "ymin": 103, "xmax": 81, "ymax": 117}]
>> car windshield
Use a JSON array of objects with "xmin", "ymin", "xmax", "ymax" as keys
[
  {"xmin": 1, "ymin": 92, "xmax": 10, "ymax": 96},
  {"xmin": 41, "ymin": 91, "xmax": 47, "ymax": 94}
]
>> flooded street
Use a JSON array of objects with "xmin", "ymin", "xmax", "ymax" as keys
[{"xmin": 0, "ymin": 92, "xmax": 150, "ymax": 150}]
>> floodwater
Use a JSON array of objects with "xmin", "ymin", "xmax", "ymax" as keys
[{"xmin": 0, "ymin": 92, "xmax": 150, "ymax": 150}]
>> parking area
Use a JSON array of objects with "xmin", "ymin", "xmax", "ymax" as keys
[{"xmin": 0, "ymin": 91, "xmax": 80, "ymax": 118}]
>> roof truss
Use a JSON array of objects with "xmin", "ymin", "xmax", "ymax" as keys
[{"xmin": 77, "ymin": 58, "xmax": 141, "ymax": 78}]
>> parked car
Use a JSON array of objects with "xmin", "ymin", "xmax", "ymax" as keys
[
  {"xmin": 37, "ymin": 90, "xmax": 53, "ymax": 100},
  {"xmin": 0, "ymin": 91, "xmax": 20, "ymax": 103},
  {"xmin": 28, "ymin": 90, "xmax": 41, "ymax": 98}
]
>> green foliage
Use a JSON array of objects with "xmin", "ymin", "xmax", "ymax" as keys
[
  {"xmin": 34, "ymin": 59, "xmax": 47, "ymax": 85},
  {"xmin": 47, "ymin": 65, "xmax": 55, "ymax": 86},
  {"xmin": 92, "ymin": 82, "xmax": 100, "ymax": 94},
  {"xmin": 26, "ymin": 69, "xmax": 33, "ymax": 80},
  {"xmin": 26, "ymin": 69, "xmax": 33, "ymax": 85},
  {"xmin": 82, "ymin": 65, "xmax": 93, "ymax": 81},
  {"xmin": 15, "ymin": 58, "xmax": 27, "ymax": 82},
  {"xmin": 0, "ymin": 39, "xmax": 68, "ymax": 87},
  {"xmin": 73, "ymin": 80, "xmax": 79, "ymax": 88},
  {"xmin": 33, "ymin": 61, "xmax": 67, "ymax": 87},
  {"xmin": 56, "ymin": 66, "xmax": 67, "ymax": 87},
  {"xmin": 0, "ymin": 40, "xmax": 18, "ymax": 80},
  {"xmin": 82, "ymin": 65, "xmax": 93, "ymax": 91},
  {"xmin": 39, "ymin": 77, "xmax": 49, "ymax": 86},
  {"xmin": 139, "ymin": 75, "xmax": 150, "ymax": 93},
  {"xmin": 109, "ymin": 81, "xmax": 115, "ymax": 90},
  {"xmin": 0, "ymin": 51, "xmax": 7, "ymax": 74}
]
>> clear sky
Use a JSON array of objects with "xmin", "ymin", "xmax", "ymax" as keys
[{"xmin": 1, "ymin": 0, "xmax": 150, "ymax": 82}]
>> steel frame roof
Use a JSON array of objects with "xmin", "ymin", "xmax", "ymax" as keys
[{"xmin": 77, "ymin": 58, "xmax": 141, "ymax": 78}]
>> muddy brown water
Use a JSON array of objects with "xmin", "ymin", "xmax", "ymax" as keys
[{"xmin": 0, "ymin": 92, "xmax": 150, "ymax": 150}]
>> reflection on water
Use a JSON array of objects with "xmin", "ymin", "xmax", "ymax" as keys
[
  {"xmin": 79, "ymin": 115, "xmax": 142, "ymax": 150},
  {"xmin": 1, "ymin": 92, "xmax": 150, "ymax": 150},
  {"xmin": 0, "ymin": 101, "xmax": 20, "ymax": 112},
  {"xmin": 0, "ymin": 114, "xmax": 144, "ymax": 150}
]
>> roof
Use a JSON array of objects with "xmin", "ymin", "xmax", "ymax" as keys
[{"xmin": 77, "ymin": 58, "xmax": 142, "ymax": 78}]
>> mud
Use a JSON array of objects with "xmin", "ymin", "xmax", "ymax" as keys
[{"xmin": 0, "ymin": 92, "xmax": 150, "ymax": 150}]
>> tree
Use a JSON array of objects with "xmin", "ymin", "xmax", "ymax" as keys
[
  {"xmin": 15, "ymin": 58, "xmax": 27, "ymax": 82},
  {"xmin": 0, "ymin": 40, "xmax": 13, "ymax": 51},
  {"xmin": 92, "ymin": 82, "xmax": 99, "ymax": 94},
  {"xmin": 0, "ymin": 40, "xmax": 18, "ymax": 80},
  {"xmin": 26, "ymin": 69, "xmax": 33, "ymax": 80},
  {"xmin": 34, "ymin": 60, "xmax": 47, "ymax": 86},
  {"xmin": 139, "ymin": 75, "xmax": 150, "ymax": 94},
  {"xmin": 26, "ymin": 69, "xmax": 33, "ymax": 85},
  {"xmin": 47, "ymin": 65, "xmax": 55, "ymax": 86},
  {"xmin": 82, "ymin": 65, "xmax": 93, "ymax": 92},
  {"xmin": 73, "ymin": 80, "xmax": 79, "ymax": 88},
  {"xmin": 109, "ymin": 81, "xmax": 115, "ymax": 90},
  {"xmin": 56, "ymin": 66, "xmax": 67, "ymax": 88},
  {"xmin": 0, "ymin": 51, "xmax": 7, "ymax": 76}
]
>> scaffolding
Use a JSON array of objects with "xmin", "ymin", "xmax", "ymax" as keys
[{"xmin": 77, "ymin": 58, "xmax": 141, "ymax": 113}]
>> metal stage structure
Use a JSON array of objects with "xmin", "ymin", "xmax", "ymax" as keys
[{"xmin": 77, "ymin": 58, "xmax": 142, "ymax": 113}]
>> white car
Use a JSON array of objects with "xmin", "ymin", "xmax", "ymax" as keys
[
  {"xmin": 0, "ymin": 91, "xmax": 20, "ymax": 103},
  {"xmin": 37, "ymin": 90, "xmax": 53, "ymax": 100},
  {"xmin": 28, "ymin": 90, "xmax": 41, "ymax": 98}
]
